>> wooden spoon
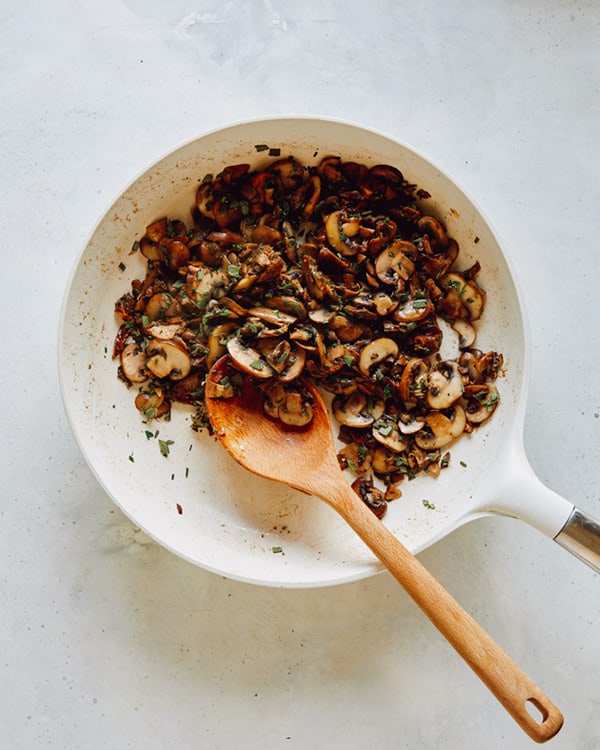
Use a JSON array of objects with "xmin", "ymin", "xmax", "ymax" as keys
[{"xmin": 205, "ymin": 358, "xmax": 563, "ymax": 743}]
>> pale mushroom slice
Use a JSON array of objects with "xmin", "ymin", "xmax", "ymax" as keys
[
  {"xmin": 145, "ymin": 339, "xmax": 192, "ymax": 381},
  {"xmin": 372, "ymin": 417, "xmax": 410, "ymax": 453},
  {"xmin": 415, "ymin": 404, "xmax": 467, "ymax": 450},
  {"xmin": 451, "ymin": 318, "xmax": 477, "ymax": 349},
  {"xmin": 278, "ymin": 389, "xmax": 314, "ymax": 427},
  {"xmin": 426, "ymin": 361, "xmax": 464, "ymax": 410},
  {"xmin": 464, "ymin": 383, "xmax": 500, "ymax": 423},
  {"xmin": 120, "ymin": 342, "xmax": 148, "ymax": 383},
  {"xmin": 332, "ymin": 392, "xmax": 384, "ymax": 429},
  {"xmin": 226, "ymin": 337, "xmax": 275, "ymax": 379}
]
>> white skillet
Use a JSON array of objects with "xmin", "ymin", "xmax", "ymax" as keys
[{"xmin": 58, "ymin": 116, "xmax": 600, "ymax": 587}]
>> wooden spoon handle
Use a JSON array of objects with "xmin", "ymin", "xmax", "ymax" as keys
[{"xmin": 328, "ymin": 480, "xmax": 564, "ymax": 743}]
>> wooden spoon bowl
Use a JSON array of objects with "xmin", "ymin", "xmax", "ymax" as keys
[{"xmin": 205, "ymin": 356, "xmax": 563, "ymax": 743}]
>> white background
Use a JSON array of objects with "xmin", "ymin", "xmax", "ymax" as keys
[{"xmin": 2, "ymin": 1, "xmax": 599, "ymax": 748}]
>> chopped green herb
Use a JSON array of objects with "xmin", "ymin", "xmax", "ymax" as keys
[
  {"xmin": 159, "ymin": 439, "xmax": 174, "ymax": 458},
  {"xmin": 131, "ymin": 240, "xmax": 140, "ymax": 254},
  {"xmin": 250, "ymin": 360, "xmax": 264, "ymax": 370},
  {"xmin": 422, "ymin": 499, "xmax": 436, "ymax": 510},
  {"xmin": 128, "ymin": 453, "xmax": 135, "ymax": 463},
  {"xmin": 272, "ymin": 546, "xmax": 283, "ymax": 553},
  {"xmin": 460, "ymin": 460, "xmax": 467, "ymax": 467},
  {"xmin": 255, "ymin": 144, "xmax": 269, "ymax": 152},
  {"xmin": 144, "ymin": 430, "xmax": 154, "ymax": 440},
  {"xmin": 343, "ymin": 354, "xmax": 354, "ymax": 367},
  {"xmin": 118, "ymin": 261, "xmax": 127, "ymax": 272}
]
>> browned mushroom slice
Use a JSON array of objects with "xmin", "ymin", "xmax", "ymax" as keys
[
  {"xmin": 375, "ymin": 240, "xmax": 416, "ymax": 287},
  {"xmin": 260, "ymin": 381, "xmax": 287, "ymax": 419},
  {"xmin": 266, "ymin": 296, "xmax": 307, "ymax": 321},
  {"xmin": 372, "ymin": 291, "xmax": 398, "ymax": 316},
  {"xmin": 372, "ymin": 418, "xmax": 410, "ymax": 453},
  {"xmin": 358, "ymin": 337, "xmax": 399, "ymax": 377},
  {"xmin": 226, "ymin": 337, "xmax": 275, "ymax": 379},
  {"xmin": 120, "ymin": 342, "xmax": 148, "ymax": 383},
  {"xmin": 145, "ymin": 339, "xmax": 192, "ymax": 381},
  {"xmin": 398, "ymin": 357, "xmax": 430, "ymax": 402},
  {"xmin": 333, "ymin": 392, "xmax": 383, "ymax": 428},
  {"xmin": 417, "ymin": 215, "xmax": 448, "ymax": 248},
  {"xmin": 440, "ymin": 272, "xmax": 486, "ymax": 320},
  {"xmin": 246, "ymin": 306, "xmax": 297, "ymax": 328},
  {"xmin": 464, "ymin": 383, "xmax": 500, "ymax": 423},
  {"xmin": 145, "ymin": 322, "xmax": 182, "ymax": 340},
  {"xmin": 426, "ymin": 361, "xmax": 464, "ymax": 410},
  {"xmin": 350, "ymin": 476, "xmax": 387, "ymax": 518},
  {"xmin": 206, "ymin": 322, "xmax": 237, "ymax": 369},
  {"xmin": 329, "ymin": 314, "xmax": 370, "ymax": 343},
  {"xmin": 393, "ymin": 295, "xmax": 434, "ymax": 323},
  {"xmin": 134, "ymin": 388, "xmax": 170, "ymax": 418},
  {"xmin": 325, "ymin": 210, "xmax": 361, "ymax": 256},
  {"xmin": 415, "ymin": 405, "xmax": 467, "ymax": 450}
]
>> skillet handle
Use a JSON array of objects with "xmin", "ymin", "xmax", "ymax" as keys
[{"xmin": 554, "ymin": 507, "xmax": 600, "ymax": 573}]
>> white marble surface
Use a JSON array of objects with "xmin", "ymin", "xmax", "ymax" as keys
[{"xmin": 2, "ymin": 1, "xmax": 599, "ymax": 747}]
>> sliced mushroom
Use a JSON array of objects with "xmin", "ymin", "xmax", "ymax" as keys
[
  {"xmin": 204, "ymin": 376, "xmax": 234, "ymax": 400},
  {"xmin": 145, "ymin": 322, "xmax": 182, "ymax": 340},
  {"xmin": 375, "ymin": 240, "xmax": 416, "ymax": 287},
  {"xmin": 329, "ymin": 314, "xmax": 370, "ymax": 343},
  {"xmin": 393, "ymin": 295, "xmax": 434, "ymax": 323},
  {"xmin": 206, "ymin": 322, "xmax": 237, "ymax": 369},
  {"xmin": 440, "ymin": 272, "xmax": 486, "ymax": 320},
  {"xmin": 398, "ymin": 357, "xmax": 430, "ymax": 402},
  {"xmin": 464, "ymin": 383, "xmax": 500, "ymax": 423},
  {"xmin": 120, "ymin": 343, "xmax": 147, "ymax": 383},
  {"xmin": 308, "ymin": 307, "xmax": 337, "ymax": 325},
  {"xmin": 415, "ymin": 404, "xmax": 467, "ymax": 450},
  {"xmin": 417, "ymin": 215, "xmax": 448, "ymax": 248},
  {"xmin": 247, "ymin": 306, "xmax": 297, "ymax": 328},
  {"xmin": 145, "ymin": 339, "xmax": 192, "ymax": 381},
  {"xmin": 350, "ymin": 476, "xmax": 387, "ymax": 518},
  {"xmin": 452, "ymin": 318, "xmax": 477, "ymax": 349},
  {"xmin": 372, "ymin": 291, "xmax": 398, "ymax": 316},
  {"xmin": 426, "ymin": 361, "xmax": 464, "ymax": 410},
  {"xmin": 333, "ymin": 392, "xmax": 383, "ymax": 428},
  {"xmin": 358, "ymin": 337, "xmax": 399, "ymax": 376},
  {"xmin": 397, "ymin": 412, "xmax": 426, "ymax": 435},
  {"xmin": 372, "ymin": 418, "xmax": 410, "ymax": 453},
  {"xmin": 325, "ymin": 210, "xmax": 361, "ymax": 256},
  {"xmin": 278, "ymin": 390, "xmax": 314, "ymax": 427},
  {"xmin": 260, "ymin": 381, "xmax": 287, "ymax": 419},
  {"xmin": 226, "ymin": 337, "xmax": 275, "ymax": 378},
  {"xmin": 145, "ymin": 292, "xmax": 179, "ymax": 321},
  {"xmin": 266, "ymin": 296, "xmax": 307, "ymax": 321},
  {"xmin": 134, "ymin": 387, "xmax": 169, "ymax": 418}
]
